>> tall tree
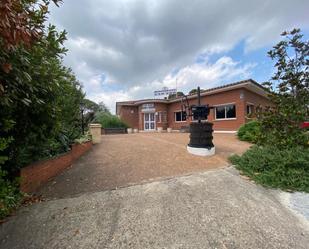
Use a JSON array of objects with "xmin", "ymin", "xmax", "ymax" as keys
[
  {"xmin": 259, "ymin": 28, "xmax": 309, "ymax": 148},
  {"xmin": 0, "ymin": 1, "xmax": 85, "ymax": 175}
]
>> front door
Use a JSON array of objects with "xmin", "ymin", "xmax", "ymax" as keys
[{"xmin": 144, "ymin": 113, "xmax": 155, "ymax": 130}]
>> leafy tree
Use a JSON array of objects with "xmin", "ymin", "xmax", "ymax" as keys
[
  {"xmin": 168, "ymin": 91, "xmax": 185, "ymax": 99},
  {"xmin": 1, "ymin": 25, "xmax": 85, "ymax": 174},
  {"xmin": 98, "ymin": 101, "xmax": 110, "ymax": 114},
  {"xmin": 188, "ymin": 88, "xmax": 204, "ymax": 95},
  {"xmin": 0, "ymin": 0, "xmax": 61, "ymax": 173},
  {"xmin": 80, "ymin": 99, "xmax": 111, "ymax": 133},
  {"xmin": 0, "ymin": 1, "xmax": 85, "ymax": 178},
  {"xmin": 0, "ymin": 0, "xmax": 75, "ymax": 218},
  {"xmin": 259, "ymin": 28, "xmax": 309, "ymax": 148},
  {"xmin": 0, "ymin": 0, "xmax": 61, "ymax": 75}
]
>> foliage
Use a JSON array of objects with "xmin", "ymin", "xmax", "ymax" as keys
[
  {"xmin": 81, "ymin": 99, "xmax": 110, "ymax": 115},
  {"xmin": 0, "ymin": 169, "xmax": 22, "ymax": 219},
  {"xmin": 94, "ymin": 112, "xmax": 128, "ymax": 128},
  {"xmin": 188, "ymin": 88, "xmax": 204, "ymax": 95},
  {"xmin": 0, "ymin": 0, "xmax": 95, "ymax": 219},
  {"xmin": 80, "ymin": 99, "xmax": 110, "ymax": 133},
  {"xmin": 168, "ymin": 91, "xmax": 185, "ymax": 99},
  {"xmin": 0, "ymin": 119, "xmax": 14, "ymax": 166},
  {"xmin": 0, "ymin": 0, "xmax": 61, "ymax": 51},
  {"xmin": 259, "ymin": 28, "xmax": 309, "ymax": 149},
  {"xmin": 230, "ymin": 146, "xmax": 309, "ymax": 192},
  {"xmin": 0, "ymin": 0, "xmax": 86, "ymax": 180},
  {"xmin": 0, "ymin": 25, "xmax": 85, "ymax": 175},
  {"xmin": 74, "ymin": 132, "xmax": 92, "ymax": 144},
  {"xmin": 97, "ymin": 101, "xmax": 110, "ymax": 114},
  {"xmin": 237, "ymin": 121, "xmax": 261, "ymax": 143},
  {"xmin": 233, "ymin": 29, "xmax": 309, "ymax": 193}
]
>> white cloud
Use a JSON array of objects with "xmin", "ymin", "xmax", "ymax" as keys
[
  {"xmin": 161, "ymin": 57, "xmax": 255, "ymax": 91},
  {"xmin": 89, "ymin": 56, "xmax": 255, "ymax": 113},
  {"xmin": 47, "ymin": 0, "xmax": 309, "ymax": 112}
]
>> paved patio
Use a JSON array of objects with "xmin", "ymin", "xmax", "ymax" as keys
[{"xmin": 37, "ymin": 133, "xmax": 251, "ymax": 199}]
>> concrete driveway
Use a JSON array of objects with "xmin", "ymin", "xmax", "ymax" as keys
[
  {"xmin": 1, "ymin": 168, "xmax": 308, "ymax": 249},
  {"xmin": 37, "ymin": 133, "xmax": 251, "ymax": 199},
  {"xmin": 1, "ymin": 133, "xmax": 308, "ymax": 249}
]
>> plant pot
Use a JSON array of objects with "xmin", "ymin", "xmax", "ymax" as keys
[
  {"xmin": 167, "ymin": 127, "xmax": 172, "ymax": 133},
  {"xmin": 127, "ymin": 128, "xmax": 133, "ymax": 134},
  {"xmin": 133, "ymin": 128, "xmax": 139, "ymax": 133},
  {"xmin": 157, "ymin": 127, "xmax": 163, "ymax": 133}
]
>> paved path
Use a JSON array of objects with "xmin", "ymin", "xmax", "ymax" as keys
[
  {"xmin": 37, "ymin": 133, "xmax": 251, "ymax": 199},
  {"xmin": 1, "ymin": 168, "xmax": 308, "ymax": 249}
]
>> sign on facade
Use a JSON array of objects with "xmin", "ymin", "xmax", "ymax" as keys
[
  {"xmin": 154, "ymin": 87, "xmax": 176, "ymax": 98},
  {"xmin": 141, "ymin": 103, "xmax": 155, "ymax": 113}
]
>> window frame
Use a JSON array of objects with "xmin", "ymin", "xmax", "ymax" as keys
[
  {"xmin": 246, "ymin": 103, "xmax": 254, "ymax": 116},
  {"xmin": 174, "ymin": 110, "xmax": 187, "ymax": 122},
  {"xmin": 157, "ymin": 111, "xmax": 167, "ymax": 123},
  {"xmin": 214, "ymin": 103, "xmax": 237, "ymax": 120},
  {"xmin": 157, "ymin": 112, "xmax": 161, "ymax": 123}
]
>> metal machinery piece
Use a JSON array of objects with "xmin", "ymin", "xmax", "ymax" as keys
[{"xmin": 181, "ymin": 87, "xmax": 215, "ymax": 156}]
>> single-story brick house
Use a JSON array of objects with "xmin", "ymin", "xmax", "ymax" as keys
[{"xmin": 116, "ymin": 79, "xmax": 271, "ymax": 132}]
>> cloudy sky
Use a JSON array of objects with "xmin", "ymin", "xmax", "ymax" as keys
[{"xmin": 48, "ymin": 0, "xmax": 309, "ymax": 113}]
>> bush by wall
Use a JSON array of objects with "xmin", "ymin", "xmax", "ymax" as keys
[
  {"xmin": 237, "ymin": 121, "xmax": 261, "ymax": 143},
  {"xmin": 230, "ymin": 146, "xmax": 309, "ymax": 192},
  {"xmin": 0, "ymin": 170, "xmax": 22, "ymax": 219},
  {"xmin": 94, "ymin": 112, "xmax": 128, "ymax": 128}
]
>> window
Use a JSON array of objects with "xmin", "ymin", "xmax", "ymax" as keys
[
  {"xmin": 246, "ymin": 104, "xmax": 254, "ymax": 115},
  {"xmin": 175, "ymin": 111, "xmax": 186, "ymax": 122},
  {"xmin": 157, "ymin": 111, "xmax": 167, "ymax": 123},
  {"xmin": 215, "ymin": 104, "xmax": 236, "ymax": 120}
]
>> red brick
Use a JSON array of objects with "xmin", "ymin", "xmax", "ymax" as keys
[
  {"xmin": 20, "ymin": 141, "xmax": 92, "ymax": 193},
  {"xmin": 117, "ymin": 83, "xmax": 271, "ymax": 131}
]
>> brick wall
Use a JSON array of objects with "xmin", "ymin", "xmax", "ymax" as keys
[
  {"xmin": 119, "ymin": 106, "xmax": 139, "ymax": 128},
  {"xmin": 117, "ymin": 87, "xmax": 270, "ymax": 131},
  {"xmin": 137, "ymin": 103, "xmax": 169, "ymax": 130},
  {"xmin": 167, "ymin": 89, "xmax": 246, "ymax": 131},
  {"xmin": 243, "ymin": 89, "xmax": 272, "ymax": 122},
  {"xmin": 20, "ymin": 141, "xmax": 92, "ymax": 193}
]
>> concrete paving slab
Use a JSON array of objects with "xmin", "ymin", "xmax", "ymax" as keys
[{"xmin": 1, "ymin": 168, "xmax": 308, "ymax": 249}]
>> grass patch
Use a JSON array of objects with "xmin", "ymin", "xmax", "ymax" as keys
[{"xmin": 229, "ymin": 146, "xmax": 309, "ymax": 192}]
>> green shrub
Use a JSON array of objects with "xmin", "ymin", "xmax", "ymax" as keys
[
  {"xmin": 229, "ymin": 146, "xmax": 309, "ymax": 192},
  {"xmin": 237, "ymin": 121, "xmax": 261, "ymax": 143},
  {"xmin": 94, "ymin": 112, "xmax": 128, "ymax": 128},
  {"xmin": 74, "ymin": 132, "xmax": 92, "ymax": 144},
  {"xmin": 0, "ymin": 170, "xmax": 22, "ymax": 219}
]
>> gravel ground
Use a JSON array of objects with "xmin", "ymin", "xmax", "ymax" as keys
[
  {"xmin": 1, "ymin": 168, "xmax": 308, "ymax": 249},
  {"xmin": 37, "ymin": 133, "xmax": 251, "ymax": 199}
]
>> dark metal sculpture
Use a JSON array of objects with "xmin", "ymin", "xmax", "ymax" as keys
[{"xmin": 181, "ymin": 87, "xmax": 215, "ymax": 156}]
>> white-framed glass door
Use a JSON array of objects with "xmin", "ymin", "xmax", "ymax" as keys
[{"xmin": 144, "ymin": 113, "xmax": 155, "ymax": 130}]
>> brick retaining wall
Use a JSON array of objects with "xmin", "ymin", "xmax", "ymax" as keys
[{"xmin": 20, "ymin": 141, "xmax": 92, "ymax": 193}]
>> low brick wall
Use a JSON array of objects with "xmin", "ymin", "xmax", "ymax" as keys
[
  {"xmin": 20, "ymin": 141, "xmax": 92, "ymax": 193},
  {"xmin": 101, "ymin": 128, "xmax": 127, "ymax": 134}
]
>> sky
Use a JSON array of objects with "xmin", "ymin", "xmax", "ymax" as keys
[{"xmin": 48, "ymin": 0, "xmax": 309, "ymax": 113}]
